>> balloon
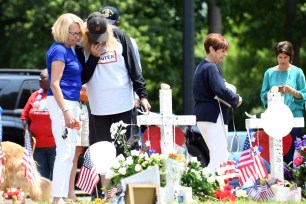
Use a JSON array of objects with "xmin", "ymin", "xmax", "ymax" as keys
[
  {"xmin": 261, "ymin": 103, "xmax": 294, "ymax": 139},
  {"xmin": 89, "ymin": 141, "xmax": 116, "ymax": 174}
]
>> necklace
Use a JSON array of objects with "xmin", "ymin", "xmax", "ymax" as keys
[{"xmin": 33, "ymin": 88, "xmax": 48, "ymax": 111}]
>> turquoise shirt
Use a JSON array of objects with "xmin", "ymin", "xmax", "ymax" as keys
[{"xmin": 260, "ymin": 66, "xmax": 306, "ymax": 117}]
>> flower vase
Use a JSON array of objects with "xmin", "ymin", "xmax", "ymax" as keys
[{"xmin": 164, "ymin": 158, "xmax": 185, "ymax": 203}]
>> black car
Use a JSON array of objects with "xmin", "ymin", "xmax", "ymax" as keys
[{"xmin": 0, "ymin": 69, "xmax": 41, "ymax": 145}]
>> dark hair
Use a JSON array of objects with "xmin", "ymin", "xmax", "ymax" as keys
[
  {"xmin": 274, "ymin": 41, "xmax": 294, "ymax": 63},
  {"xmin": 204, "ymin": 33, "xmax": 229, "ymax": 54}
]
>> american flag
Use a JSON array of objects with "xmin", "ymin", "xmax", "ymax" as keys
[
  {"xmin": 238, "ymin": 136, "xmax": 268, "ymax": 186},
  {"xmin": 248, "ymin": 181, "xmax": 274, "ymax": 201},
  {"xmin": 219, "ymin": 160, "xmax": 239, "ymax": 183},
  {"xmin": 0, "ymin": 147, "xmax": 3, "ymax": 181},
  {"xmin": 283, "ymin": 184, "xmax": 300, "ymax": 201},
  {"xmin": 106, "ymin": 187, "xmax": 118, "ymax": 199},
  {"xmin": 247, "ymin": 183, "xmax": 261, "ymax": 200},
  {"xmin": 76, "ymin": 149, "xmax": 100, "ymax": 194},
  {"xmin": 258, "ymin": 182, "xmax": 274, "ymax": 201},
  {"xmin": 22, "ymin": 130, "xmax": 36, "ymax": 184}
]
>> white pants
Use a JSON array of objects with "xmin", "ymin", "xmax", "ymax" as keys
[
  {"xmin": 47, "ymin": 96, "xmax": 79, "ymax": 197},
  {"xmin": 197, "ymin": 114, "xmax": 228, "ymax": 173}
]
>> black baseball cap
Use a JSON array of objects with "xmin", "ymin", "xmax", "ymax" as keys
[
  {"xmin": 100, "ymin": 6, "xmax": 120, "ymax": 25},
  {"xmin": 87, "ymin": 12, "xmax": 108, "ymax": 43}
]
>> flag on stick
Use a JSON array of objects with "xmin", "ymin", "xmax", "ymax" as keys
[
  {"xmin": 22, "ymin": 130, "xmax": 36, "ymax": 184},
  {"xmin": 76, "ymin": 149, "xmax": 100, "ymax": 194},
  {"xmin": 106, "ymin": 187, "xmax": 118, "ymax": 199},
  {"xmin": 284, "ymin": 184, "xmax": 300, "ymax": 201},
  {"xmin": 238, "ymin": 136, "xmax": 268, "ymax": 186}
]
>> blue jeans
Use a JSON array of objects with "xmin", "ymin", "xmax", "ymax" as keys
[{"xmin": 34, "ymin": 146, "xmax": 56, "ymax": 180}]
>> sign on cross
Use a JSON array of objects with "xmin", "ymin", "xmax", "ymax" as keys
[{"xmin": 137, "ymin": 84, "xmax": 196, "ymax": 155}]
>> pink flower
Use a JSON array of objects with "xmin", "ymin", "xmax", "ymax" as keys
[{"xmin": 293, "ymin": 156, "xmax": 304, "ymax": 167}]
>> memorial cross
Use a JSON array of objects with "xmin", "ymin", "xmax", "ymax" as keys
[
  {"xmin": 245, "ymin": 92, "xmax": 304, "ymax": 201},
  {"xmin": 137, "ymin": 84, "xmax": 196, "ymax": 155}
]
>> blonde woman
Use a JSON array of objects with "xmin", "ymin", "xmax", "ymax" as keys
[{"xmin": 46, "ymin": 13, "xmax": 84, "ymax": 204}]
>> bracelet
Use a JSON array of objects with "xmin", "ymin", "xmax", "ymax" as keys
[{"xmin": 61, "ymin": 107, "xmax": 68, "ymax": 113}]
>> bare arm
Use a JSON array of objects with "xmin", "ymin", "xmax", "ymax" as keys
[{"xmin": 49, "ymin": 60, "xmax": 78, "ymax": 129}]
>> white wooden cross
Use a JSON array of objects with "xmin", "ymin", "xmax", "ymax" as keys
[
  {"xmin": 137, "ymin": 84, "xmax": 196, "ymax": 155},
  {"xmin": 245, "ymin": 92, "xmax": 304, "ymax": 201}
]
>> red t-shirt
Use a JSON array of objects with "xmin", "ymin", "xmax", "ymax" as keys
[{"xmin": 20, "ymin": 90, "xmax": 55, "ymax": 148}]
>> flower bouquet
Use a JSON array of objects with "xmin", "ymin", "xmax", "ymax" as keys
[
  {"xmin": 105, "ymin": 150, "xmax": 166, "ymax": 187},
  {"xmin": 110, "ymin": 120, "xmax": 130, "ymax": 156},
  {"xmin": 292, "ymin": 135, "xmax": 306, "ymax": 192},
  {"xmin": 181, "ymin": 161, "xmax": 219, "ymax": 201}
]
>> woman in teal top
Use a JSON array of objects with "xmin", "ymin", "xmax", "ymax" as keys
[{"xmin": 260, "ymin": 41, "xmax": 306, "ymax": 166}]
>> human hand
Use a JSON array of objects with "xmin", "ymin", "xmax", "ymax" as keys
[
  {"xmin": 236, "ymin": 95, "xmax": 243, "ymax": 107},
  {"xmin": 140, "ymin": 98, "xmax": 151, "ymax": 113},
  {"xmin": 279, "ymin": 85, "xmax": 293, "ymax": 94},
  {"xmin": 63, "ymin": 111, "xmax": 80, "ymax": 129},
  {"xmin": 90, "ymin": 43, "xmax": 103, "ymax": 57},
  {"xmin": 134, "ymin": 99, "xmax": 140, "ymax": 108}
]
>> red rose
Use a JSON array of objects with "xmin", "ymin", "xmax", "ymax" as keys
[{"xmin": 293, "ymin": 155, "xmax": 303, "ymax": 166}]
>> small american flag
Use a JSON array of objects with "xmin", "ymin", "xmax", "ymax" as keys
[
  {"xmin": 238, "ymin": 136, "xmax": 268, "ymax": 186},
  {"xmin": 247, "ymin": 183, "xmax": 261, "ymax": 200},
  {"xmin": 106, "ymin": 187, "xmax": 118, "ymax": 198},
  {"xmin": 284, "ymin": 184, "xmax": 300, "ymax": 201},
  {"xmin": 22, "ymin": 130, "xmax": 36, "ymax": 184},
  {"xmin": 258, "ymin": 182, "xmax": 274, "ymax": 201},
  {"xmin": 76, "ymin": 149, "xmax": 100, "ymax": 194}
]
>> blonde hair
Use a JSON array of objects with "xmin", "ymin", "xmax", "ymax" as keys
[
  {"xmin": 82, "ymin": 24, "xmax": 118, "ymax": 53},
  {"xmin": 52, "ymin": 13, "xmax": 85, "ymax": 44}
]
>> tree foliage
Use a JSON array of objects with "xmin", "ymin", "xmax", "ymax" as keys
[{"xmin": 1, "ymin": 0, "xmax": 306, "ymax": 129}]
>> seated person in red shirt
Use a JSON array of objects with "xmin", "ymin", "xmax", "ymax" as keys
[{"xmin": 20, "ymin": 69, "xmax": 56, "ymax": 180}]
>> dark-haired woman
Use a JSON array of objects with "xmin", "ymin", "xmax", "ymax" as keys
[{"xmin": 260, "ymin": 41, "xmax": 306, "ymax": 165}]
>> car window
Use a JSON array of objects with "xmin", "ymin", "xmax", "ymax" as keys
[
  {"xmin": 0, "ymin": 79, "xmax": 17, "ymax": 109},
  {"xmin": 17, "ymin": 80, "xmax": 40, "ymax": 109}
]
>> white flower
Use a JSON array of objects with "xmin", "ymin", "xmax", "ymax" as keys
[
  {"xmin": 120, "ymin": 129, "xmax": 127, "ymax": 135},
  {"xmin": 202, "ymin": 167, "xmax": 211, "ymax": 178},
  {"xmin": 116, "ymin": 154, "xmax": 125, "ymax": 162},
  {"xmin": 135, "ymin": 164, "xmax": 142, "ymax": 172},
  {"xmin": 105, "ymin": 170, "xmax": 115, "ymax": 179},
  {"xmin": 112, "ymin": 160, "xmax": 121, "ymax": 169},
  {"xmin": 118, "ymin": 120, "xmax": 128, "ymax": 128},
  {"xmin": 131, "ymin": 150, "xmax": 140, "ymax": 157},
  {"xmin": 207, "ymin": 176, "xmax": 215, "ymax": 183},
  {"xmin": 141, "ymin": 161, "xmax": 149, "ymax": 167},
  {"xmin": 235, "ymin": 189, "xmax": 248, "ymax": 198},
  {"xmin": 123, "ymin": 156, "xmax": 133, "ymax": 166},
  {"xmin": 118, "ymin": 167, "xmax": 126, "ymax": 175}
]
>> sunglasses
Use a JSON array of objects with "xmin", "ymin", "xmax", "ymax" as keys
[
  {"xmin": 69, "ymin": 32, "xmax": 82, "ymax": 38},
  {"xmin": 62, "ymin": 128, "xmax": 68, "ymax": 139}
]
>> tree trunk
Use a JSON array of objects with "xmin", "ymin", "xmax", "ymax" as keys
[
  {"xmin": 207, "ymin": 0, "xmax": 222, "ymax": 34},
  {"xmin": 286, "ymin": 0, "xmax": 300, "ymax": 66}
]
